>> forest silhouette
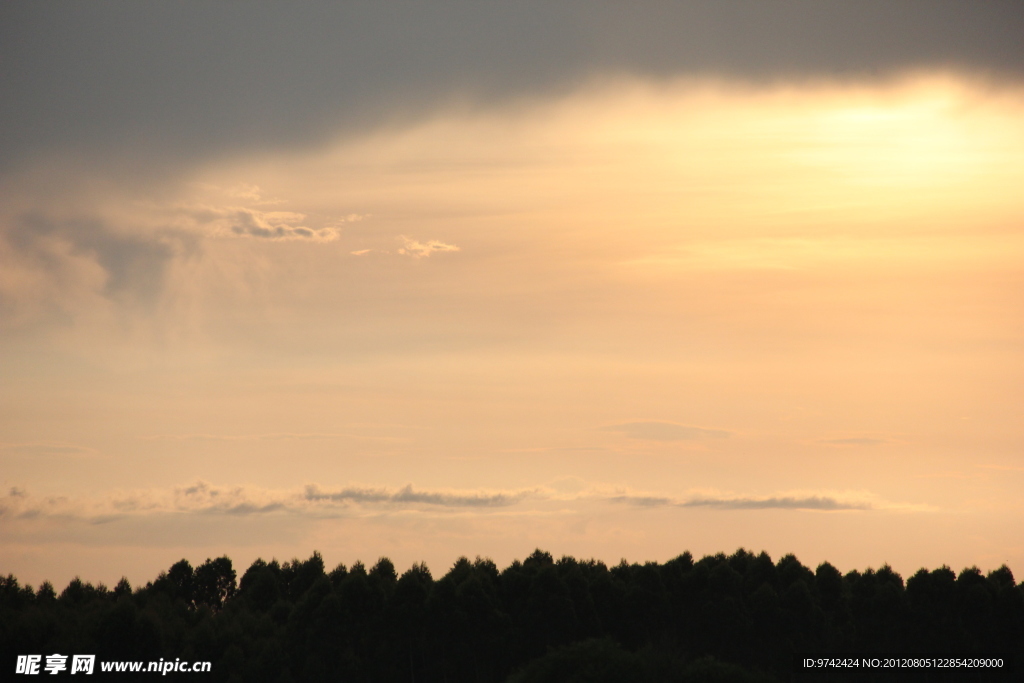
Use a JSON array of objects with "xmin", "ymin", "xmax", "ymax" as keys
[{"xmin": 2, "ymin": 549, "xmax": 1020, "ymax": 681}]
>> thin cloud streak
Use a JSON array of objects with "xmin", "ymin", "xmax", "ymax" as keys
[
  {"xmin": 0, "ymin": 442, "xmax": 98, "ymax": 457},
  {"xmin": 603, "ymin": 421, "xmax": 731, "ymax": 441},
  {"xmin": 820, "ymin": 438, "xmax": 887, "ymax": 446},
  {"xmin": 141, "ymin": 433, "xmax": 406, "ymax": 443}
]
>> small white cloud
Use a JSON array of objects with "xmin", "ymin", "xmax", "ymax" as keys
[
  {"xmin": 225, "ymin": 209, "xmax": 338, "ymax": 241},
  {"xmin": 182, "ymin": 206, "xmax": 339, "ymax": 242},
  {"xmin": 397, "ymin": 236, "xmax": 460, "ymax": 258}
]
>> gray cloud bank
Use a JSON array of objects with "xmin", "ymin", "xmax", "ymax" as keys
[
  {"xmin": 303, "ymin": 484, "xmax": 527, "ymax": 508},
  {"xmin": 611, "ymin": 493, "xmax": 872, "ymax": 511},
  {"xmin": 680, "ymin": 496, "xmax": 870, "ymax": 511},
  {"xmin": 3, "ymin": 1, "xmax": 1023, "ymax": 175},
  {"xmin": 0, "ymin": 481, "xmax": 537, "ymax": 526}
]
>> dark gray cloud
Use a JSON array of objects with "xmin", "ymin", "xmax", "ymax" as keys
[
  {"xmin": 605, "ymin": 421, "xmax": 730, "ymax": 441},
  {"xmin": 2, "ymin": 1, "xmax": 1022, "ymax": 176}
]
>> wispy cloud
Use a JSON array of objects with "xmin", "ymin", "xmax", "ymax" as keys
[
  {"xmin": 0, "ymin": 213, "xmax": 197, "ymax": 324},
  {"xmin": 191, "ymin": 182, "xmax": 285, "ymax": 205},
  {"xmin": 328, "ymin": 213, "xmax": 369, "ymax": 226},
  {"xmin": 397, "ymin": 236, "xmax": 460, "ymax": 258},
  {"xmin": 603, "ymin": 421, "xmax": 730, "ymax": 441}
]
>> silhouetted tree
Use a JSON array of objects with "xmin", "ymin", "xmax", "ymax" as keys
[{"xmin": 3, "ymin": 548, "xmax": 1021, "ymax": 682}]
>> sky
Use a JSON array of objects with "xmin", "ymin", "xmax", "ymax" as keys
[{"xmin": 2, "ymin": 1, "xmax": 1023, "ymax": 589}]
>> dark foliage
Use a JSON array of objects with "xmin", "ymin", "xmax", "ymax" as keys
[{"xmin": 2, "ymin": 550, "xmax": 1021, "ymax": 681}]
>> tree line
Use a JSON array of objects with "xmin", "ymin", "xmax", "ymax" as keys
[{"xmin": 2, "ymin": 549, "xmax": 1021, "ymax": 681}]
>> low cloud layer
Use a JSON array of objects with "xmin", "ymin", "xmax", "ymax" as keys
[
  {"xmin": 0, "ymin": 481, "xmax": 540, "ymax": 525},
  {"xmin": 0, "ymin": 480, "xmax": 925, "ymax": 529}
]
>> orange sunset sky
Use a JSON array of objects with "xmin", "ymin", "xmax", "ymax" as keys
[{"xmin": 2, "ymin": 2, "xmax": 1023, "ymax": 588}]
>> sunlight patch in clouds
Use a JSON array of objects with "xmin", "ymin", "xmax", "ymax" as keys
[{"xmin": 3, "ymin": 73, "xmax": 1021, "ymax": 333}]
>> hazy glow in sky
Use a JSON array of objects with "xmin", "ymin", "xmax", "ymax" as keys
[{"xmin": 2, "ymin": 71, "xmax": 1023, "ymax": 587}]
